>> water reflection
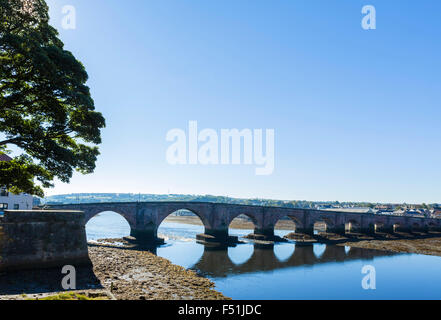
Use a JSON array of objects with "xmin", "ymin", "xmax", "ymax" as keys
[
  {"xmin": 228, "ymin": 244, "xmax": 254, "ymax": 265},
  {"xmin": 87, "ymin": 218, "xmax": 401, "ymax": 279},
  {"xmin": 273, "ymin": 244, "xmax": 294, "ymax": 262},
  {"xmin": 156, "ymin": 241, "xmax": 205, "ymax": 268},
  {"xmin": 190, "ymin": 243, "xmax": 400, "ymax": 278}
]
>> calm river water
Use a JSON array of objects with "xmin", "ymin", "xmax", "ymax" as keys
[{"xmin": 86, "ymin": 212, "xmax": 441, "ymax": 300}]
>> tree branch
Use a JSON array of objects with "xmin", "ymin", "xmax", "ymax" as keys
[{"xmin": 0, "ymin": 137, "xmax": 22, "ymax": 146}]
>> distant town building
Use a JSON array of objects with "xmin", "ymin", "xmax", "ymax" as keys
[
  {"xmin": 0, "ymin": 154, "xmax": 33, "ymax": 212},
  {"xmin": 377, "ymin": 210, "xmax": 395, "ymax": 215},
  {"xmin": 322, "ymin": 207, "xmax": 376, "ymax": 214},
  {"xmin": 432, "ymin": 208, "xmax": 441, "ymax": 218},
  {"xmin": 392, "ymin": 209, "xmax": 406, "ymax": 216},
  {"xmin": 375, "ymin": 204, "xmax": 395, "ymax": 211},
  {"xmin": 398, "ymin": 209, "xmax": 426, "ymax": 218}
]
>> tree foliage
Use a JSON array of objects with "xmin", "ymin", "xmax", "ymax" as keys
[{"xmin": 0, "ymin": 0, "xmax": 105, "ymax": 197}]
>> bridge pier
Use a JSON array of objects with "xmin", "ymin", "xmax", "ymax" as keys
[
  {"xmin": 393, "ymin": 224, "xmax": 411, "ymax": 233},
  {"xmin": 359, "ymin": 224, "xmax": 376, "ymax": 236},
  {"xmin": 326, "ymin": 225, "xmax": 346, "ymax": 236},
  {"xmin": 375, "ymin": 225, "xmax": 394, "ymax": 234},
  {"xmin": 129, "ymin": 229, "xmax": 165, "ymax": 245},
  {"xmin": 196, "ymin": 229, "xmax": 238, "ymax": 246},
  {"xmin": 410, "ymin": 225, "xmax": 429, "ymax": 233},
  {"xmin": 245, "ymin": 227, "xmax": 287, "ymax": 243},
  {"xmin": 427, "ymin": 224, "xmax": 441, "ymax": 232},
  {"xmin": 294, "ymin": 227, "xmax": 314, "ymax": 236}
]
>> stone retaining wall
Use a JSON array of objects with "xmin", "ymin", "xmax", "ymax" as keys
[{"xmin": 0, "ymin": 210, "xmax": 90, "ymax": 271}]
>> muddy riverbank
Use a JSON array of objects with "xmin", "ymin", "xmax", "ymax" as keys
[
  {"xmin": 283, "ymin": 231, "xmax": 441, "ymax": 257},
  {"xmin": 339, "ymin": 236, "xmax": 441, "ymax": 257},
  {"xmin": 87, "ymin": 243, "xmax": 228, "ymax": 300},
  {"xmin": 0, "ymin": 242, "xmax": 228, "ymax": 300}
]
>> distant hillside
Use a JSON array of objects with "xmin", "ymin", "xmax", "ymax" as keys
[{"xmin": 41, "ymin": 193, "xmax": 390, "ymax": 210}]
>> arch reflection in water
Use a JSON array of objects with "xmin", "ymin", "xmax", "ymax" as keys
[
  {"xmin": 313, "ymin": 244, "xmax": 326, "ymax": 258},
  {"xmin": 190, "ymin": 243, "xmax": 400, "ymax": 278},
  {"xmin": 228, "ymin": 245, "xmax": 254, "ymax": 265},
  {"xmin": 273, "ymin": 243, "xmax": 295, "ymax": 262},
  {"xmin": 156, "ymin": 241, "xmax": 204, "ymax": 269}
]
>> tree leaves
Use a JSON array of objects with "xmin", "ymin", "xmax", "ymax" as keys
[
  {"xmin": 0, "ymin": 0, "xmax": 105, "ymax": 196},
  {"xmin": 0, "ymin": 154, "xmax": 53, "ymax": 197}
]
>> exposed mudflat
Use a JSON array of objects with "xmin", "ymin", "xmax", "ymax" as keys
[
  {"xmin": 340, "ymin": 237, "xmax": 441, "ymax": 257},
  {"xmin": 0, "ymin": 242, "xmax": 229, "ymax": 300},
  {"xmin": 88, "ymin": 243, "xmax": 228, "ymax": 300},
  {"xmin": 283, "ymin": 231, "xmax": 441, "ymax": 257},
  {"xmin": 166, "ymin": 216, "xmax": 441, "ymax": 258}
]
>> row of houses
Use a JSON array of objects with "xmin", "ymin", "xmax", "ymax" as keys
[{"xmin": 320, "ymin": 206, "xmax": 441, "ymax": 219}]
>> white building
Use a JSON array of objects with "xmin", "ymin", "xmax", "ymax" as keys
[{"xmin": 0, "ymin": 154, "xmax": 34, "ymax": 211}]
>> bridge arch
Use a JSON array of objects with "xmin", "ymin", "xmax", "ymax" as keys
[
  {"xmin": 84, "ymin": 208, "xmax": 136, "ymax": 230},
  {"xmin": 374, "ymin": 220, "xmax": 385, "ymax": 233},
  {"xmin": 273, "ymin": 215, "xmax": 303, "ymax": 238},
  {"xmin": 155, "ymin": 208, "xmax": 212, "ymax": 243},
  {"xmin": 227, "ymin": 212, "xmax": 259, "ymax": 229},
  {"xmin": 345, "ymin": 219, "xmax": 361, "ymax": 233},
  {"xmin": 157, "ymin": 207, "xmax": 210, "ymax": 230},
  {"xmin": 85, "ymin": 211, "xmax": 132, "ymax": 240},
  {"xmin": 227, "ymin": 213, "xmax": 259, "ymax": 241},
  {"xmin": 371, "ymin": 217, "xmax": 393, "ymax": 233},
  {"xmin": 310, "ymin": 215, "xmax": 335, "ymax": 234},
  {"xmin": 392, "ymin": 221, "xmax": 406, "ymax": 233},
  {"xmin": 274, "ymin": 215, "xmax": 303, "ymax": 230}
]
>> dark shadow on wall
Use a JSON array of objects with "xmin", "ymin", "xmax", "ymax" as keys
[{"xmin": 0, "ymin": 264, "xmax": 102, "ymax": 296}]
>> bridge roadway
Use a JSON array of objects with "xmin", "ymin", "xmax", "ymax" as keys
[{"xmin": 50, "ymin": 201, "xmax": 441, "ymax": 244}]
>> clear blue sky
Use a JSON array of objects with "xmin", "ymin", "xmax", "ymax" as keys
[{"xmin": 44, "ymin": 0, "xmax": 441, "ymax": 204}]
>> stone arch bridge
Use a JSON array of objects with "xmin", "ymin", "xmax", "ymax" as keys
[{"xmin": 50, "ymin": 202, "xmax": 441, "ymax": 244}]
